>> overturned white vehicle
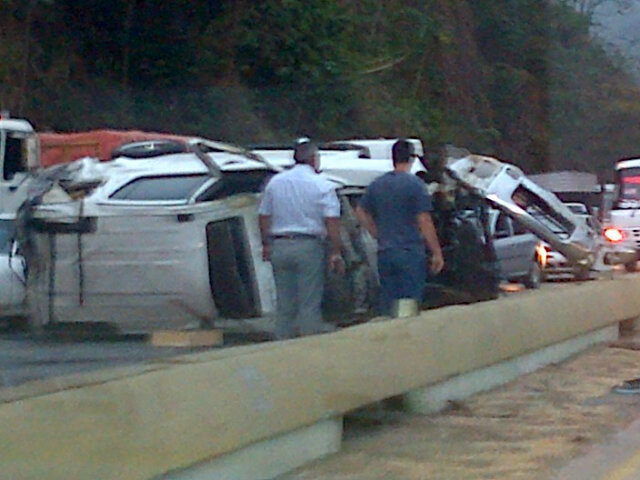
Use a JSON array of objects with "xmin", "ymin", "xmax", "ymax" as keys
[
  {"xmin": 18, "ymin": 139, "xmax": 418, "ymax": 333},
  {"xmin": 16, "ymin": 139, "xmax": 605, "ymax": 333}
]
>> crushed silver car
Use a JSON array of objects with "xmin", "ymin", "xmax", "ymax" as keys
[{"xmin": 445, "ymin": 152, "xmax": 599, "ymax": 275}]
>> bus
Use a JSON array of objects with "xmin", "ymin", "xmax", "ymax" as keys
[{"xmin": 606, "ymin": 157, "xmax": 640, "ymax": 271}]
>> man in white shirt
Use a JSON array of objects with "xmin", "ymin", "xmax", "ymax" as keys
[{"xmin": 259, "ymin": 142, "xmax": 343, "ymax": 339}]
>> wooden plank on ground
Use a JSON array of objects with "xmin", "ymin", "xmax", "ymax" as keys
[{"xmin": 150, "ymin": 330, "xmax": 223, "ymax": 347}]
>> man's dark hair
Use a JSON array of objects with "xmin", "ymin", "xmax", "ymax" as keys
[
  {"xmin": 294, "ymin": 141, "xmax": 318, "ymax": 164},
  {"xmin": 392, "ymin": 139, "xmax": 414, "ymax": 165}
]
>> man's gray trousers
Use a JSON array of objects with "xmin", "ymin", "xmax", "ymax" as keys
[{"xmin": 271, "ymin": 237, "xmax": 326, "ymax": 339}]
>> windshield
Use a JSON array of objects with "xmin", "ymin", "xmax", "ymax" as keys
[
  {"xmin": 3, "ymin": 133, "xmax": 27, "ymax": 181},
  {"xmin": 615, "ymin": 166, "xmax": 640, "ymax": 208}
]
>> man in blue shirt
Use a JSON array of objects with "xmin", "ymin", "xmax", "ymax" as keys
[{"xmin": 356, "ymin": 139, "xmax": 444, "ymax": 315}]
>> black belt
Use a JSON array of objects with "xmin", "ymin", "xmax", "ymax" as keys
[{"xmin": 272, "ymin": 233, "xmax": 321, "ymax": 240}]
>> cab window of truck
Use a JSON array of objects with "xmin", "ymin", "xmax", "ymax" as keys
[
  {"xmin": 3, "ymin": 135, "xmax": 25, "ymax": 181},
  {"xmin": 615, "ymin": 166, "xmax": 640, "ymax": 207}
]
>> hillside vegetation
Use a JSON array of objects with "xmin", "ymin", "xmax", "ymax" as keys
[{"xmin": 1, "ymin": 0, "xmax": 639, "ymax": 179}]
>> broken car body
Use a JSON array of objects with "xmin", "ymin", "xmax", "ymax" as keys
[
  {"xmin": 17, "ymin": 139, "xmax": 384, "ymax": 332},
  {"xmin": 446, "ymin": 153, "xmax": 598, "ymax": 269},
  {"xmin": 15, "ymin": 140, "xmax": 603, "ymax": 332}
]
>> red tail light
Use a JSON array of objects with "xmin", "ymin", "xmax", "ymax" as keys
[{"xmin": 604, "ymin": 227, "xmax": 624, "ymax": 243}]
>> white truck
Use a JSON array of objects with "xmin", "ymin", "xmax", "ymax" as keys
[
  {"xmin": 0, "ymin": 113, "xmax": 40, "ymax": 214},
  {"xmin": 0, "ymin": 114, "xmax": 39, "ymax": 320},
  {"xmin": 604, "ymin": 156, "xmax": 640, "ymax": 271}
]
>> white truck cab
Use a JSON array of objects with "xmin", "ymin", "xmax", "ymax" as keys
[
  {"xmin": 0, "ymin": 114, "xmax": 40, "ymax": 215},
  {"xmin": 605, "ymin": 157, "xmax": 640, "ymax": 271}
]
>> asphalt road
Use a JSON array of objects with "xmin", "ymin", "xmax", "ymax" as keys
[
  {"xmin": 0, "ymin": 277, "xmax": 603, "ymax": 390},
  {"xmin": 0, "ymin": 331, "xmax": 215, "ymax": 389},
  {"xmin": 554, "ymin": 415, "xmax": 640, "ymax": 480}
]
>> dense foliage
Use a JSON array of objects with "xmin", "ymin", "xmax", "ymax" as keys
[{"xmin": 1, "ymin": 0, "xmax": 639, "ymax": 178}]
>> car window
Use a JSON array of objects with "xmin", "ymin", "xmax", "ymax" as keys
[
  {"xmin": 566, "ymin": 203, "xmax": 588, "ymax": 215},
  {"xmin": 195, "ymin": 171, "xmax": 273, "ymax": 202},
  {"xmin": 109, "ymin": 174, "xmax": 209, "ymax": 201},
  {"xmin": 512, "ymin": 218, "xmax": 529, "ymax": 235},
  {"xmin": 494, "ymin": 213, "xmax": 511, "ymax": 238},
  {"xmin": 3, "ymin": 135, "xmax": 26, "ymax": 181}
]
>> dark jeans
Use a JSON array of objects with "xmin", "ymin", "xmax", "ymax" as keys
[{"xmin": 377, "ymin": 247, "xmax": 426, "ymax": 315}]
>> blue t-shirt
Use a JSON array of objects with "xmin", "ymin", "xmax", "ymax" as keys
[{"xmin": 360, "ymin": 171, "xmax": 432, "ymax": 251}]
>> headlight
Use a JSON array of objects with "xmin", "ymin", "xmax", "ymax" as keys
[{"xmin": 604, "ymin": 227, "xmax": 624, "ymax": 243}]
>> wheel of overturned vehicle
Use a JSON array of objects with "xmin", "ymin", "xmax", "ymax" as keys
[
  {"xmin": 523, "ymin": 258, "xmax": 542, "ymax": 289},
  {"xmin": 110, "ymin": 140, "xmax": 188, "ymax": 159},
  {"xmin": 624, "ymin": 259, "xmax": 637, "ymax": 273}
]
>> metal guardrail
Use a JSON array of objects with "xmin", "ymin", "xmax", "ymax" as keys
[{"xmin": 1, "ymin": 278, "xmax": 640, "ymax": 480}]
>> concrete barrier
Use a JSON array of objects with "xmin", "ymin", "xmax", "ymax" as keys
[{"xmin": 1, "ymin": 277, "xmax": 639, "ymax": 480}]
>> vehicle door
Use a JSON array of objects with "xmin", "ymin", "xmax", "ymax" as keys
[
  {"xmin": 491, "ymin": 211, "xmax": 518, "ymax": 279},
  {"xmin": 492, "ymin": 213, "xmax": 536, "ymax": 279},
  {"xmin": 509, "ymin": 217, "xmax": 538, "ymax": 276},
  {"xmin": 0, "ymin": 221, "xmax": 23, "ymax": 309}
]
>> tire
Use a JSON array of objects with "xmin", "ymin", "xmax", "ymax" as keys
[
  {"xmin": 523, "ymin": 259, "xmax": 542, "ymax": 289},
  {"xmin": 625, "ymin": 260, "xmax": 637, "ymax": 273},
  {"xmin": 110, "ymin": 140, "xmax": 188, "ymax": 159},
  {"xmin": 574, "ymin": 265, "xmax": 591, "ymax": 281}
]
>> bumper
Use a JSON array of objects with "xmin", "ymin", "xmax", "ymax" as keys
[
  {"xmin": 602, "ymin": 246, "xmax": 637, "ymax": 265},
  {"xmin": 541, "ymin": 251, "xmax": 575, "ymax": 277},
  {"xmin": 0, "ymin": 302, "xmax": 27, "ymax": 318}
]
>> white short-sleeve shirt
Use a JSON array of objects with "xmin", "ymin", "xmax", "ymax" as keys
[{"xmin": 258, "ymin": 164, "xmax": 340, "ymax": 237}]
